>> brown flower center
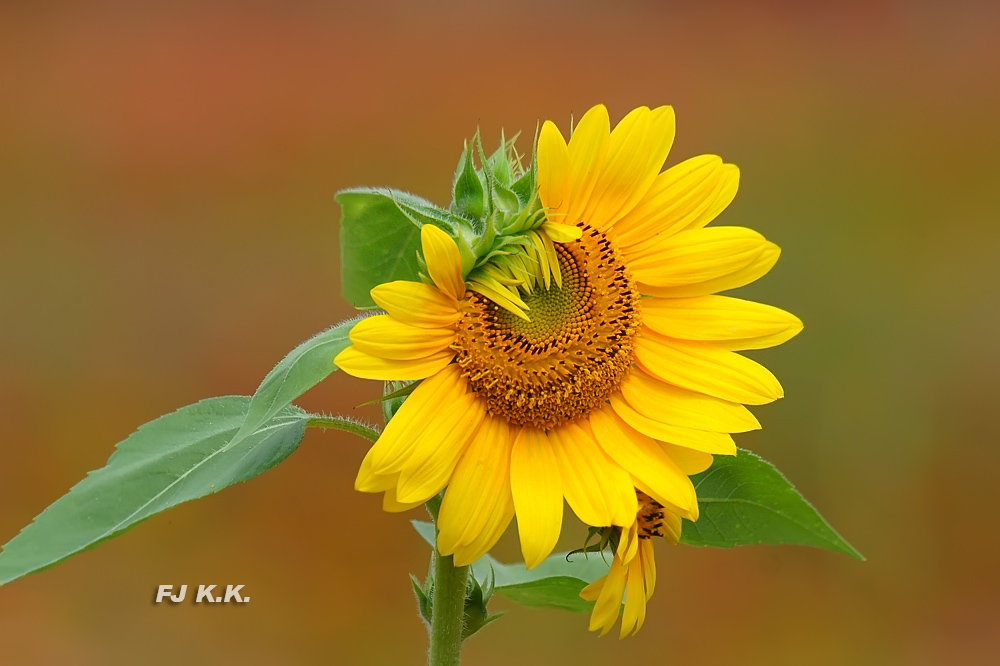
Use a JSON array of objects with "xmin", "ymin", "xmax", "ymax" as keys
[
  {"xmin": 453, "ymin": 224, "xmax": 640, "ymax": 430},
  {"xmin": 636, "ymin": 491, "xmax": 666, "ymax": 540}
]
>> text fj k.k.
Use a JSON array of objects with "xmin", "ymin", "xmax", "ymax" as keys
[{"xmin": 155, "ymin": 584, "xmax": 249, "ymax": 603}]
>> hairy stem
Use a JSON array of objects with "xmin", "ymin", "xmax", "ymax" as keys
[
  {"xmin": 428, "ymin": 546, "xmax": 469, "ymax": 666},
  {"xmin": 305, "ymin": 415, "xmax": 380, "ymax": 442}
]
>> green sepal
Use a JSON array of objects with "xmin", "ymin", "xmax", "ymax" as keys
[
  {"xmin": 410, "ymin": 573, "xmax": 433, "ymax": 627},
  {"xmin": 461, "ymin": 564, "xmax": 501, "ymax": 641},
  {"xmin": 492, "ymin": 182, "xmax": 521, "ymax": 215},
  {"xmin": 475, "ymin": 135, "xmax": 519, "ymax": 215},
  {"xmin": 473, "ymin": 136, "xmax": 496, "ymax": 223},
  {"xmin": 486, "ymin": 130, "xmax": 517, "ymax": 187},
  {"xmin": 378, "ymin": 380, "xmax": 418, "ymax": 422},
  {"xmin": 464, "ymin": 612, "xmax": 505, "ymax": 641},
  {"xmin": 510, "ymin": 123, "xmax": 539, "ymax": 207},
  {"xmin": 451, "ymin": 136, "xmax": 485, "ymax": 220},
  {"xmin": 566, "ymin": 526, "xmax": 618, "ymax": 561}
]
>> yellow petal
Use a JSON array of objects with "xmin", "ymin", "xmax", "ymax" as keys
[
  {"xmin": 641, "ymin": 295, "xmax": 803, "ymax": 350},
  {"xmin": 565, "ymin": 104, "xmax": 611, "ymax": 224},
  {"xmin": 382, "ymin": 486, "xmax": 424, "ymax": 513},
  {"xmin": 640, "ymin": 539, "xmax": 657, "ymax": 598},
  {"xmin": 619, "ymin": 557, "xmax": 647, "ymax": 638},
  {"xmin": 334, "ymin": 345, "xmax": 455, "ymax": 381},
  {"xmin": 540, "ymin": 229, "xmax": 562, "ymax": 288},
  {"xmin": 619, "ymin": 369, "xmax": 761, "ymax": 433},
  {"xmin": 467, "ymin": 276, "xmax": 530, "ymax": 320},
  {"xmin": 583, "ymin": 105, "xmax": 676, "ymax": 230},
  {"xmin": 525, "ymin": 230, "xmax": 552, "ymax": 289},
  {"xmin": 611, "ymin": 154, "xmax": 727, "ymax": 247},
  {"xmin": 537, "ymin": 119, "xmax": 571, "ymax": 214},
  {"xmin": 349, "ymin": 315, "xmax": 456, "ymax": 360},
  {"xmin": 370, "ymin": 281, "xmax": 461, "ymax": 329},
  {"xmin": 541, "ymin": 220, "xmax": 583, "ymax": 242},
  {"xmin": 437, "ymin": 415, "xmax": 514, "ymax": 559},
  {"xmin": 627, "ymin": 227, "xmax": 770, "ymax": 287},
  {"xmin": 354, "ymin": 446, "xmax": 398, "ymax": 493},
  {"xmin": 609, "ymin": 393, "xmax": 737, "ymax": 455},
  {"xmin": 395, "ymin": 392, "xmax": 486, "ymax": 504},
  {"xmin": 421, "ymin": 224, "xmax": 465, "ymax": 301},
  {"xmin": 579, "ymin": 575, "xmax": 605, "ymax": 602},
  {"xmin": 660, "ymin": 443, "xmax": 714, "ymax": 475},
  {"xmin": 510, "ymin": 427, "xmax": 563, "ymax": 569},
  {"xmin": 617, "ymin": 520, "xmax": 640, "ymax": 564},
  {"xmin": 635, "ymin": 333, "xmax": 784, "ymax": 405},
  {"xmin": 589, "ymin": 407, "xmax": 697, "ymax": 519},
  {"xmin": 452, "ymin": 497, "xmax": 513, "ymax": 567},
  {"xmin": 365, "ymin": 365, "xmax": 466, "ymax": 475},
  {"xmin": 549, "ymin": 421, "xmax": 636, "ymax": 528},
  {"xmin": 639, "ymin": 242, "xmax": 780, "ymax": 298},
  {"xmin": 589, "ymin": 556, "xmax": 628, "ymax": 636},
  {"xmin": 685, "ymin": 162, "xmax": 740, "ymax": 231},
  {"xmin": 660, "ymin": 511, "xmax": 683, "ymax": 546}
]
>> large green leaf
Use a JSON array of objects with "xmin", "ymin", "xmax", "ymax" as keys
[
  {"xmin": 412, "ymin": 521, "xmax": 608, "ymax": 613},
  {"xmin": 336, "ymin": 188, "xmax": 463, "ymax": 307},
  {"xmin": 233, "ymin": 320, "xmax": 358, "ymax": 444},
  {"xmin": 681, "ymin": 449, "xmax": 864, "ymax": 560},
  {"xmin": 0, "ymin": 397, "xmax": 309, "ymax": 586}
]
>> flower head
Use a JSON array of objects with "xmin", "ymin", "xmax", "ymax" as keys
[{"xmin": 335, "ymin": 105, "xmax": 801, "ymax": 581}]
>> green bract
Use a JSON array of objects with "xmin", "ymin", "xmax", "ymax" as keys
[{"xmin": 337, "ymin": 130, "xmax": 546, "ymax": 308}]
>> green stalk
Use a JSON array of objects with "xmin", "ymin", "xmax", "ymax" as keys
[
  {"xmin": 428, "ymin": 548, "xmax": 469, "ymax": 666},
  {"xmin": 423, "ymin": 495, "xmax": 468, "ymax": 666}
]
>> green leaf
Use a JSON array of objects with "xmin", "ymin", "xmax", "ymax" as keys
[
  {"xmin": 0, "ymin": 397, "xmax": 309, "ymax": 586},
  {"xmin": 336, "ymin": 188, "xmax": 462, "ymax": 307},
  {"xmin": 412, "ymin": 518, "xmax": 438, "ymax": 545},
  {"xmin": 234, "ymin": 320, "xmax": 359, "ymax": 444},
  {"xmin": 411, "ymin": 521, "xmax": 608, "ymax": 614},
  {"xmin": 681, "ymin": 449, "xmax": 864, "ymax": 560}
]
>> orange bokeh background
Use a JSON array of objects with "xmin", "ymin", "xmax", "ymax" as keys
[{"xmin": 2, "ymin": 2, "xmax": 999, "ymax": 664}]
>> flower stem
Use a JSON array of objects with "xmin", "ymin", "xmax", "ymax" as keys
[{"xmin": 428, "ymin": 548, "xmax": 469, "ymax": 666}]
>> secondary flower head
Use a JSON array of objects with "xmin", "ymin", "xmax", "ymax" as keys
[
  {"xmin": 581, "ymin": 491, "xmax": 681, "ymax": 638},
  {"xmin": 335, "ymin": 105, "xmax": 801, "ymax": 582}
]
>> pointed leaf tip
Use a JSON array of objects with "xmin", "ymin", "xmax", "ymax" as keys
[{"xmin": 680, "ymin": 449, "xmax": 864, "ymax": 560}]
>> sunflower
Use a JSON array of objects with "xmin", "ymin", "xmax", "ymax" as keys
[
  {"xmin": 580, "ymin": 491, "xmax": 681, "ymax": 639},
  {"xmin": 335, "ymin": 104, "xmax": 801, "ymax": 571}
]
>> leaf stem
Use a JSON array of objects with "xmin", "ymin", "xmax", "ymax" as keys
[
  {"xmin": 428, "ymin": 545, "xmax": 469, "ymax": 666},
  {"xmin": 305, "ymin": 415, "xmax": 380, "ymax": 442}
]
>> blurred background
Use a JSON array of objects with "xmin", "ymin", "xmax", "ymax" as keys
[{"xmin": 1, "ymin": 1, "xmax": 998, "ymax": 664}]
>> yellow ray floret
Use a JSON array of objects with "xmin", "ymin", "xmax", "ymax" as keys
[
  {"xmin": 640, "ymin": 295, "xmax": 803, "ymax": 350},
  {"xmin": 509, "ymin": 427, "xmax": 564, "ymax": 569},
  {"xmin": 421, "ymin": 224, "xmax": 466, "ymax": 301}
]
